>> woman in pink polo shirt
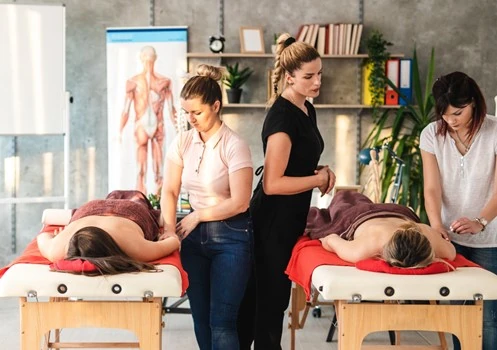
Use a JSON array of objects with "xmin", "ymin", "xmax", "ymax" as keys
[{"xmin": 160, "ymin": 64, "xmax": 253, "ymax": 350}]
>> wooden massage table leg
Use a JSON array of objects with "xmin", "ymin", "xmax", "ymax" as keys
[
  {"xmin": 328, "ymin": 300, "xmax": 398, "ymax": 345},
  {"xmin": 289, "ymin": 284, "xmax": 334, "ymax": 350},
  {"xmin": 336, "ymin": 300, "xmax": 482, "ymax": 350},
  {"xmin": 43, "ymin": 297, "xmax": 66, "ymax": 350},
  {"xmin": 289, "ymin": 283, "xmax": 308, "ymax": 350},
  {"xmin": 429, "ymin": 300, "xmax": 448, "ymax": 350},
  {"xmin": 19, "ymin": 297, "xmax": 163, "ymax": 350}
]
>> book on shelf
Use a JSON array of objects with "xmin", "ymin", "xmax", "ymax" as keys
[
  {"xmin": 399, "ymin": 58, "xmax": 413, "ymax": 105},
  {"xmin": 333, "ymin": 24, "xmax": 339, "ymax": 54},
  {"xmin": 307, "ymin": 24, "xmax": 319, "ymax": 47},
  {"xmin": 352, "ymin": 24, "xmax": 363, "ymax": 54},
  {"xmin": 345, "ymin": 23, "xmax": 353, "ymax": 55},
  {"xmin": 266, "ymin": 69, "xmax": 273, "ymax": 101},
  {"xmin": 350, "ymin": 24, "xmax": 358, "ymax": 55},
  {"xmin": 385, "ymin": 59, "xmax": 400, "ymax": 105},
  {"xmin": 324, "ymin": 25, "xmax": 330, "ymax": 54},
  {"xmin": 303, "ymin": 24, "xmax": 314, "ymax": 44},
  {"xmin": 294, "ymin": 22, "xmax": 364, "ymax": 55},
  {"xmin": 362, "ymin": 64, "xmax": 373, "ymax": 105},
  {"xmin": 327, "ymin": 24, "xmax": 334, "ymax": 55},
  {"xmin": 316, "ymin": 26, "xmax": 326, "ymax": 55},
  {"xmin": 296, "ymin": 25, "xmax": 309, "ymax": 42}
]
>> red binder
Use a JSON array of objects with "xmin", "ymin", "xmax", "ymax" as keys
[{"xmin": 385, "ymin": 59, "xmax": 400, "ymax": 105}]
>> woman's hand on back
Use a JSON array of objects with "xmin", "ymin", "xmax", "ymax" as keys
[{"xmin": 431, "ymin": 224, "xmax": 450, "ymax": 241}]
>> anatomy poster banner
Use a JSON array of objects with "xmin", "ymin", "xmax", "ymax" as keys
[{"xmin": 107, "ymin": 26, "xmax": 187, "ymax": 196}]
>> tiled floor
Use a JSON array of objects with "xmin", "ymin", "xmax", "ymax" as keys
[{"xmin": 0, "ymin": 297, "xmax": 453, "ymax": 349}]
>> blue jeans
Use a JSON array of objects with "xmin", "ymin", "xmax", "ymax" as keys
[
  {"xmin": 452, "ymin": 243, "xmax": 497, "ymax": 350},
  {"xmin": 181, "ymin": 216, "xmax": 253, "ymax": 350}
]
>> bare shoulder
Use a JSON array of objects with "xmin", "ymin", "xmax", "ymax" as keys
[
  {"xmin": 418, "ymin": 223, "xmax": 440, "ymax": 238},
  {"xmin": 418, "ymin": 223, "xmax": 456, "ymax": 260}
]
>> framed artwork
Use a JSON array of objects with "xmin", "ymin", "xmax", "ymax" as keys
[
  {"xmin": 106, "ymin": 26, "xmax": 188, "ymax": 196},
  {"xmin": 240, "ymin": 27, "xmax": 265, "ymax": 53}
]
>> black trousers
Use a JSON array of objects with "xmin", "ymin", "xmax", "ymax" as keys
[{"xmin": 237, "ymin": 210, "xmax": 302, "ymax": 350}]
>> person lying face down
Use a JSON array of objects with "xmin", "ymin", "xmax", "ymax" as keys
[
  {"xmin": 307, "ymin": 191, "xmax": 456, "ymax": 266},
  {"xmin": 37, "ymin": 190, "xmax": 180, "ymax": 275}
]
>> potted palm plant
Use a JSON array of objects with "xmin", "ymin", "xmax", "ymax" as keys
[
  {"xmin": 364, "ymin": 47, "xmax": 436, "ymax": 223},
  {"xmin": 224, "ymin": 62, "xmax": 253, "ymax": 104}
]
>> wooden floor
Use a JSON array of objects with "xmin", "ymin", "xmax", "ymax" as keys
[{"xmin": 0, "ymin": 297, "xmax": 453, "ymax": 349}]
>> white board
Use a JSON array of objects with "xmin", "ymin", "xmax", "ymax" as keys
[{"xmin": 0, "ymin": 4, "xmax": 66, "ymax": 135}]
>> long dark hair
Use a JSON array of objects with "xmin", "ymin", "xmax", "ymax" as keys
[
  {"xmin": 432, "ymin": 71, "xmax": 486, "ymax": 138},
  {"xmin": 65, "ymin": 226, "xmax": 159, "ymax": 276}
]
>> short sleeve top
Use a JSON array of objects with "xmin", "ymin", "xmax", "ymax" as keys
[
  {"xmin": 420, "ymin": 116, "xmax": 497, "ymax": 247},
  {"xmin": 257, "ymin": 96, "xmax": 324, "ymax": 216},
  {"xmin": 167, "ymin": 122, "xmax": 253, "ymax": 210}
]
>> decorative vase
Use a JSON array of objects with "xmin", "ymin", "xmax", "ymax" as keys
[
  {"xmin": 226, "ymin": 88, "xmax": 242, "ymax": 104},
  {"xmin": 271, "ymin": 45, "xmax": 277, "ymax": 54}
]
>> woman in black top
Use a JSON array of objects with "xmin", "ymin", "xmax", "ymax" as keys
[{"xmin": 238, "ymin": 33, "xmax": 336, "ymax": 349}]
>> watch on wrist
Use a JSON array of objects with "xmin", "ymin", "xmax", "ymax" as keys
[{"xmin": 474, "ymin": 217, "xmax": 488, "ymax": 231}]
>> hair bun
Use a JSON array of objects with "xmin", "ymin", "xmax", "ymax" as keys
[{"xmin": 196, "ymin": 64, "xmax": 224, "ymax": 82}]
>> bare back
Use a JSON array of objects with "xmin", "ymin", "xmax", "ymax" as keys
[
  {"xmin": 353, "ymin": 216, "xmax": 408, "ymax": 253},
  {"xmin": 39, "ymin": 216, "xmax": 146, "ymax": 262},
  {"xmin": 321, "ymin": 216, "xmax": 456, "ymax": 262}
]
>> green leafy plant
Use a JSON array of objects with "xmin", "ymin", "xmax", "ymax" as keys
[
  {"xmin": 273, "ymin": 33, "xmax": 280, "ymax": 44},
  {"xmin": 365, "ymin": 47, "xmax": 436, "ymax": 223},
  {"xmin": 148, "ymin": 193, "xmax": 160, "ymax": 209},
  {"xmin": 364, "ymin": 30, "xmax": 392, "ymax": 109},
  {"xmin": 224, "ymin": 63, "xmax": 254, "ymax": 90}
]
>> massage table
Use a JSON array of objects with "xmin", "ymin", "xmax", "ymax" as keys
[
  {"xmin": 286, "ymin": 237, "xmax": 497, "ymax": 350},
  {"xmin": 0, "ymin": 209, "xmax": 187, "ymax": 350}
]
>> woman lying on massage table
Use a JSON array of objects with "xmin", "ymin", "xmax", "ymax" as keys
[
  {"xmin": 36, "ymin": 190, "xmax": 180, "ymax": 275},
  {"xmin": 307, "ymin": 191, "xmax": 456, "ymax": 267}
]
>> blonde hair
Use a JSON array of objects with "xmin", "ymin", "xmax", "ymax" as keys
[
  {"xmin": 382, "ymin": 222, "xmax": 435, "ymax": 268},
  {"xmin": 181, "ymin": 64, "xmax": 225, "ymax": 110},
  {"xmin": 269, "ymin": 33, "xmax": 320, "ymax": 105}
]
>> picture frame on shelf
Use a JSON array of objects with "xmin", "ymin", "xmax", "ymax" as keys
[{"xmin": 240, "ymin": 27, "xmax": 265, "ymax": 53}]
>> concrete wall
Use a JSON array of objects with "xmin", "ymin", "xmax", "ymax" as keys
[{"xmin": 1, "ymin": 0, "xmax": 496, "ymax": 264}]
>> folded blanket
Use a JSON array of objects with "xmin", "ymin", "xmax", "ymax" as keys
[
  {"xmin": 306, "ymin": 191, "xmax": 421, "ymax": 240},
  {"xmin": 285, "ymin": 236, "xmax": 480, "ymax": 300},
  {"xmin": 0, "ymin": 225, "xmax": 189, "ymax": 295},
  {"xmin": 71, "ymin": 190, "xmax": 161, "ymax": 241}
]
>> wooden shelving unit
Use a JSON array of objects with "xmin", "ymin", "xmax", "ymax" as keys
[
  {"xmin": 223, "ymin": 103, "xmax": 402, "ymax": 109},
  {"xmin": 187, "ymin": 53, "xmax": 405, "ymax": 59}
]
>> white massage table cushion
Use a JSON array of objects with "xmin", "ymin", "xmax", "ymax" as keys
[
  {"xmin": 312, "ymin": 265, "xmax": 497, "ymax": 301},
  {"xmin": 0, "ymin": 263, "xmax": 182, "ymax": 298}
]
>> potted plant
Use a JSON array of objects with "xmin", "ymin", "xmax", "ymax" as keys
[
  {"xmin": 224, "ymin": 62, "xmax": 254, "ymax": 104},
  {"xmin": 271, "ymin": 33, "xmax": 279, "ymax": 54},
  {"xmin": 363, "ymin": 30, "xmax": 392, "ymax": 110},
  {"xmin": 364, "ymin": 47, "xmax": 436, "ymax": 223}
]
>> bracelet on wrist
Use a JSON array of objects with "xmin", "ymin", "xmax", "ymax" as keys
[{"xmin": 474, "ymin": 217, "xmax": 487, "ymax": 232}]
